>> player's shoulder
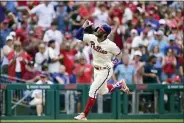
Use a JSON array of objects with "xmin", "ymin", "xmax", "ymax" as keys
[
  {"xmin": 106, "ymin": 38, "xmax": 117, "ymax": 46},
  {"xmin": 84, "ymin": 33, "xmax": 96, "ymax": 38},
  {"xmin": 84, "ymin": 33, "xmax": 97, "ymax": 41}
]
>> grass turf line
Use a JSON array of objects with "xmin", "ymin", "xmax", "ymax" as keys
[{"xmin": 1, "ymin": 119, "xmax": 183, "ymax": 123}]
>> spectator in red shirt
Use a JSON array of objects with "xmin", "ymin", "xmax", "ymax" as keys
[
  {"xmin": 16, "ymin": 20, "xmax": 28, "ymax": 44},
  {"xmin": 73, "ymin": 56, "xmax": 93, "ymax": 84},
  {"xmin": 22, "ymin": 61, "xmax": 41, "ymax": 83},
  {"xmin": 60, "ymin": 42, "xmax": 77, "ymax": 75},
  {"xmin": 162, "ymin": 48, "xmax": 177, "ymax": 82},
  {"xmin": 8, "ymin": 41, "xmax": 32, "ymax": 80},
  {"xmin": 111, "ymin": 17, "xmax": 124, "ymax": 50}
]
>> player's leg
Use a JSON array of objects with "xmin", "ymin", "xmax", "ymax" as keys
[{"xmin": 74, "ymin": 68, "xmax": 111, "ymax": 120}]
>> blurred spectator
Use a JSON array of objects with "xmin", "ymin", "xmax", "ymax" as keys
[
  {"xmin": 124, "ymin": 29, "xmax": 138, "ymax": 54},
  {"xmin": 43, "ymin": 21, "xmax": 63, "ymax": 55},
  {"xmin": 57, "ymin": 3, "xmax": 68, "ymax": 33},
  {"xmin": 0, "ymin": 2, "xmax": 6, "ymax": 23},
  {"xmin": 152, "ymin": 45, "xmax": 164, "ymax": 82},
  {"xmin": 23, "ymin": 30, "xmax": 40, "ymax": 58},
  {"xmin": 148, "ymin": 30, "xmax": 168, "ymax": 55},
  {"xmin": 8, "ymin": 41, "xmax": 32, "ymax": 80},
  {"xmin": 122, "ymin": 3, "xmax": 133, "ymax": 25},
  {"xmin": 73, "ymin": 56, "xmax": 93, "ymax": 84},
  {"xmin": 22, "ymin": 61, "xmax": 41, "ymax": 83},
  {"xmin": 29, "ymin": 72, "xmax": 53, "ymax": 116},
  {"xmin": 111, "ymin": 17, "xmax": 124, "ymax": 50},
  {"xmin": 164, "ymin": 34, "xmax": 181, "ymax": 56},
  {"xmin": 131, "ymin": 29, "xmax": 149, "ymax": 60},
  {"xmin": 30, "ymin": 1, "xmax": 56, "ymax": 29},
  {"xmin": 75, "ymin": 42, "xmax": 91, "ymax": 64},
  {"xmin": 15, "ymin": 20, "xmax": 29, "ymax": 44},
  {"xmin": 35, "ymin": 43, "xmax": 48, "ymax": 71},
  {"xmin": 70, "ymin": 5, "xmax": 84, "ymax": 34},
  {"xmin": 60, "ymin": 42, "xmax": 77, "ymax": 75},
  {"xmin": 52, "ymin": 65, "xmax": 69, "ymax": 84},
  {"xmin": 162, "ymin": 48, "xmax": 177, "ymax": 82},
  {"xmin": 139, "ymin": 45, "xmax": 149, "ymax": 62},
  {"xmin": 1, "ymin": 36, "xmax": 14, "ymax": 75},
  {"xmin": 143, "ymin": 55, "xmax": 160, "ymax": 84},
  {"xmin": 113, "ymin": 54, "xmax": 135, "ymax": 84},
  {"xmin": 92, "ymin": 3, "xmax": 108, "ymax": 27},
  {"xmin": 143, "ymin": 22, "xmax": 154, "ymax": 41},
  {"xmin": 130, "ymin": 50, "xmax": 144, "ymax": 84},
  {"xmin": 145, "ymin": 10, "xmax": 159, "ymax": 30},
  {"xmin": 158, "ymin": 19, "xmax": 170, "ymax": 36},
  {"xmin": 178, "ymin": 49, "xmax": 184, "ymax": 83},
  {"xmin": 0, "ymin": 19, "xmax": 11, "ymax": 48},
  {"xmin": 47, "ymin": 40, "xmax": 62, "ymax": 73}
]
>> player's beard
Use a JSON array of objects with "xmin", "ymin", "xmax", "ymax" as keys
[{"xmin": 94, "ymin": 32, "xmax": 103, "ymax": 39}]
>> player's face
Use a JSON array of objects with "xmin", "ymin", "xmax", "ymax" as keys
[{"xmin": 95, "ymin": 27, "xmax": 105, "ymax": 38}]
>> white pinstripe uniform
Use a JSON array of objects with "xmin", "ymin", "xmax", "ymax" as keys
[{"xmin": 83, "ymin": 34, "xmax": 121, "ymax": 98}]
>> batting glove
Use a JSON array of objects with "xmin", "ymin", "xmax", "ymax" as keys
[
  {"xmin": 112, "ymin": 58, "xmax": 119, "ymax": 65},
  {"xmin": 82, "ymin": 20, "xmax": 93, "ymax": 28}
]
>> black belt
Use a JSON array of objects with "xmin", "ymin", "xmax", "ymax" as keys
[{"xmin": 94, "ymin": 66, "xmax": 107, "ymax": 70}]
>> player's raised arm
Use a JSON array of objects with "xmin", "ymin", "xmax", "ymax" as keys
[{"xmin": 75, "ymin": 20, "xmax": 94, "ymax": 41}]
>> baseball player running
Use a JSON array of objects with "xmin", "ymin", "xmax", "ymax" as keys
[{"xmin": 74, "ymin": 20, "xmax": 130, "ymax": 120}]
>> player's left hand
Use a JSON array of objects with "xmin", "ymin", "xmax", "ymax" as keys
[{"xmin": 82, "ymin": 20, "xmax": 93, "ymax": 28}]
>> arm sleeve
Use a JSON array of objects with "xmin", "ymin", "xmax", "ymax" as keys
[
  {"xmin": 30, "ymin": 5, "xmax": 41, "ymax": 14},
  {"xmin": 75, "ymin": 27, "xmax": 84, "ymax": 41},
  {"xmin": 43, "ymin": 31, "xmax": 50, "ymax": 42},
  {"xmin": 111, "ymin": 44, "xmax": 121, "ymax": 56}
]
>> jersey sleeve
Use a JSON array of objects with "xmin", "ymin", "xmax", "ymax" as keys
[
  {"xmin": 83, "ymin": 34, "xmax": 93, "ymax": 43},
  {"xmin": 110, "ymin": 43, "xmax": 121, "ymax": 56}
]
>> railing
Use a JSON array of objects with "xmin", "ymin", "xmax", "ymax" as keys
[{"xmin": 0, "ymin": 82, "xmax": 183, "ymax": 120}]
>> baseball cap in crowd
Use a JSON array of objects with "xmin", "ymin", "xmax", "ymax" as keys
[
  {"xmin": 130, "ymin": 29, "xmax": 138, "ymax": 35},
  {"xmin": 6, "ymin": 36, "xmax": 13, "ymax": 41},
  {"xmin": 156, "ymin": 30, "xmax": 164, "ymax": 35},
  {"xmin": 168, "ymin": 34, "xmax": 175, "ymax": 41},
  {"xmin": 159, "ymin": 19, "xmax": 166, "ymax": 25},
  {"xmin": 134, "ymin": 50, "xmax": 142, "ymax": 57},
  {"xmin": 99, "ymin": 24, "xmax": 111, "ymax": 35},
  {"xmin": 9, "ymin": 31, "xmax": 16, "ymax": 37}
]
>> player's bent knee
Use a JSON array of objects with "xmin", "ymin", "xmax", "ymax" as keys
[{"xmin": 89, "ymin": 90, "xmax": 98, "ymax": 98}]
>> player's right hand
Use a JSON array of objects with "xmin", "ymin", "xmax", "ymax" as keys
[{"xmin": 82, "ymin": 20, "xmax": 93, "ymax": 28}]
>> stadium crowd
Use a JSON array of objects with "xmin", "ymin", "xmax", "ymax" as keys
[{"xmin": 0, "ymin": 1, "xmax": 184, "ymax": 85}]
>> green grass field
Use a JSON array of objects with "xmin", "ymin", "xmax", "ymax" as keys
[{"xmin": 1, "ymin": 119, "xmax": 183, "ymax": 123}]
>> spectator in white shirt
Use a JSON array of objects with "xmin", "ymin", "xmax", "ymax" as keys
[
  {"xmin": 30, "ymin": 2, "xmax": 56, "ymax": 29},
  {"xmin": 92, "ymin": 3, "xmax": 109, "ymax": 27},
  {"xmin": 29, "ymin": 72, "xmax": 53, "ymax": 116},
  {"xmin": 1, "ymin": 36, "xmax": 13, "ymax": 75},
  {"xmin": 131, "ymin": 29, "xmax": 149, "ymax": 60},
  {"xmin": 43, "ymin": 21, "xmax": 63, "ymax": 55},
  {"xmin": 122, "ymin": 5, "xmax": 133, "ymax": 24},
  {"xmin": 35, "ymin": 43, "xmax": 48, "ymax": 71},
  {"xmin": 47, "ymin": 40, "xmax": 63, "ymax": 73}
]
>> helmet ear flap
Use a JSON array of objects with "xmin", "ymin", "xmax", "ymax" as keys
[{"xmin": 94, "ymin": 27, "xmax": 99, "ymax": 32}]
